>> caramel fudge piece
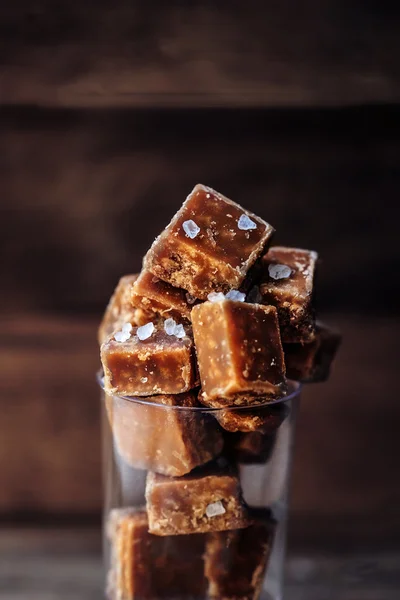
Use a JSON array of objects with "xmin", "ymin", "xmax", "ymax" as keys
[
  {"xmin": 228, "ymin": 431, "xmax": 276, "ymax": 464},
  {"xmin": 101, "ymin": 322, "xmax": 197, "ymax": 396},
  {"xmin": 131, "ymin": 269, "xmax": 197, "ymax": 323},
  {"xmin": 192, "ymin": 300, "xmax": 286, "ymax": 405},
  {"xmin": 204, "ymin": 513, "xmax": 276, "ymax": 600},
  {"xmin": 259, "ymin": 246, "xmax": 318, "ymax": 343},
  {"xmin": 98, "ymin": 274, "xmax": 140, "ymax": 345},
  {"xmin": 107, "ymin": 508, "xmax": 207, "ymax": 600},
  {"xmin": 106, "ymin": 391, "xmax": 223, "ymax": 477},
  {"xmin": 284, "ymin": 322, "xmax": 341, "ymax": 382},
  {"xmin": 145, "ymin": 464, "xmax": 251, "ymax": 536},
  {"xmin": 144, "ymin": 184, "xmax": 274, "ymax": 300},
  {"xmin": 214, "ymin": 401, "xmax": 289, "ymax": 434}
]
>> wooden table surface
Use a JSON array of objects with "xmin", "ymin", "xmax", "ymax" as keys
[{"xmin": 2, "ymin": 528, "xmax": 399, "ymax": 600}]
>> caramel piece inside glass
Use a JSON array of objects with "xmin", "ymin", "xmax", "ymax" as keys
[
  {"xmin": 204, "ymin": 513, "xmax": 276, "ymax": 600},
  {"xmin": 101, "ymin": 324, "xmax": 197, "ymax": 396},
  {"xmin": 131, "ymin": 269, "xmax": 196, "ymax": 323},
  {"xmin": 105, "ymin": 391, "xmax": 223, "ymax": 477},
  {"xmin": 192, "ymin": 300, "xmax": 286, "ymax": 404},
  {"xmin": 145, "ymin": 464, "xmax": 251, "ymax": 536},
  {"xmin": 284, "ymin": 322, "xmax": 341, "ymax": 382},
  {"xmin": 259, "ymin": 246, "xmax": 318, "ymax": 343},
  {"xmin": 107, "ymin": 508, "xmax": 207, "ymax": 599},
  {"xmin": 144, "ymin": 184, "xmax": 274, "ymax": 300},
  {"xmin": 214, "ymin": 400, "xmax": 289, "ymax": 434}
]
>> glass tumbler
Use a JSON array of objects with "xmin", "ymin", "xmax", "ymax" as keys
[{"xmin": 100, "ymin": 375, "xmax": 301, "ymax": 600}]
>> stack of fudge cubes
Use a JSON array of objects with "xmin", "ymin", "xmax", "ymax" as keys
[{"xmin": 99, "ymin": 184, "xmax": 340, "ymax": 600}]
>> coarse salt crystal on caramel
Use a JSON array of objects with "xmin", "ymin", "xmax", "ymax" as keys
[
  {"xmin": 137, "ymin": 322, "xmax": 154, "ymax": 341},
  {"xmin": 238, "ymin": 214, "xmax": 257, "ymax": 231},
  {"xmin": 206, "ymin": 501, "xmax": 226, "ymax": 518}
]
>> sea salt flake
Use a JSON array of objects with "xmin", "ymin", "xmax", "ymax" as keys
[
  {"xmin": 114, "ymin": 330, "xmax": 131, "ymax": 343},
  {"xmin": 164, "ymin": 318, "xmax": 177, "ymax": 336},
  {"xmin": 121, "ymin": 322, "xmax": 133, "ymax": 334},
  {"xmin": 207, "ymin": 292, "xmax": 226, "ymax": 303},
  {"xmin": 206, "ymin": 501, "xmax": 226, "ymax": 518},
  {"xmin": 238, "ymin": 214, "xmax": 257, "ymax": 231},
  {"xmin": 137, "ymin": 322, "xmax": 155, "ymax": 341},
  {"xmin": 140, "ymin": 377, "xmax": 148, "ymax": 383},
  {"xmin": 174, "ymin": 324, "xmax": 186, "ymax": 339},
  {"xmin": 268, "ymin": 264, "xmax": 292, "ymax": 280},
  {"xmin": 182, "ymin": 219, "xmax": 200, "ymax": 239},
  {"xmin": 225, "ymin": 289, "xmax": 246, "ymax": 302}
]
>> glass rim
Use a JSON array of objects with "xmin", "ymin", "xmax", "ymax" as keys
[{"xmin": 96, "ymin": 370, "xmax": 301, "ymax": 412}]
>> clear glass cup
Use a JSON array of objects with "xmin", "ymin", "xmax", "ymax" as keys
[{"xmin": 100, "ymin": 374, "xmax": 300, "ymax": 600}]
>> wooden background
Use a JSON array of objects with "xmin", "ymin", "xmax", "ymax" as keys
[{"xmin": 1, "ymin": 0, "xmax": 400, "ymax": 547}]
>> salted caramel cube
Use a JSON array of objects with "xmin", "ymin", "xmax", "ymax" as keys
[
  {"xmin": 145, "ymin": 464, "xmax": 251, "ymax": 536},
  {"xmin": 284, "ymin": 322, "xmax": 341, "ymax": 382},
  {"xmin": 131, "ymin": 269, "xmax": 196, "ymax": 323},
  {"xmin": 192, "ymin": 300, "xmax": 286, "ymax": 404},
  {"xmin": 227, "ymin": 431, "xmax": 276, "ymax": 465},
  {"xmin": 214, "ymin": 401, "xmax": 289, "ymax": 434},
  {"xmin": 105, "ymin": 391, "xmax": 223, "ymax": 477},
  {"xmin": 101, "ymin": 323, "xmax": 197, "ymax": 396},
  {"xmin": 259, "ymin": 246, "xmax": 318, "ymax": 343},
  {"xmin": 107, "ymin": 508, "xmax": 207, "ymax": 600},
  {"xmin": 204, "ymin": 513, "xmax": 276, "ymax": 600},
  {"xmin": 98, "ymin": 274, "xmax": 140, "ymax": 345},
  {"xmin": 143, "ymin": 184, "xmax": 274, "ymax": 300}
]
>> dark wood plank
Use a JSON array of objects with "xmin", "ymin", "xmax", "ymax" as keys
[
  {"xmin": 1, "ymin": 2, "xmax": 400, "ymax": 107},
  {"xmin": 0, "ymin": 315, "xmax": 101, "ymax": 514},
  {"xmin": 1, "ymin": 105, "xmax": 399, "ymax": 316},
  {"xmin": 1, "ymin": 528, "xmax": 399, "ymax": 600}
]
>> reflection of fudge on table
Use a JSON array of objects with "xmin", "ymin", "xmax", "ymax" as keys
[
  {"xmin": 204, "ymin": 511, "xmax": 276, "ymax": 600},
  {"xmin": 107, "ymin": 507, "xmax": 207, "ymax": 600},
  {"xmin": 101, "ymin": 322, "xmax": 197, "ymax": 396},
  {"xmin": 145, "ymin": 463, "xmax": 251, "ymax": 536},
  {"xmin": 284, "ymin": 322, "xmax": 342, "ymax": 382},
  {"xmin": 105, "ymin": 391, "xmax": 223, "ymax": 477},
  {"xmin": 192, "ymin": 300, "xmax": 286, "ymax": 406},
  {"xmin": 144, "ymin": 184, "xmax": 274, "ymax": 300},
  {"xmin": 98, "ymin": 274, "xmax": 139, "ymax": 345},
  {"xmin": 259, "ymin": 246, "xmax": 318, "ymax": 343}
]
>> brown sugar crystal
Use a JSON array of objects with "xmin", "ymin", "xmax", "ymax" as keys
[
  {"xmin": 284, "ymin": 322, "xmax": 342, "ymax": 383},
  {"xmin": 107, "ymin": 508, "xmax": 207, "ymax": 600},
  {"xmin": 131, "ymin": 269, "xmax": 196, "ymax": 323},
  {"xmin": 143, "ymin": 184, "xmax": 274, "ymax": 300},
  {"xmin": 214, "ymin": 401, "xmax": 289, "ymax": 434},
  {"xmin": 105, "ymin": 391, "xmax": 223, "ymax": 477},
  {"xmin": 98, "ymin": 274, "xmax": 140, "ymax": 345},
  {"xmin": 101, "ymin": 322, "xmax": 197, "ymax": 396},
  {"xmin": 145, "ymin": 464, "xmax": 251, "ymax": 536},
  {"xmin": 192, "ymin": 300, "xmax": 286, "ymax": 405},
  {"xmin": 259, "ymin": 246, "xmax": 318, "ymax": 343},
  {"xmin": 204, "ymin": 512, "xmax": 276, "ymax": 600}
]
